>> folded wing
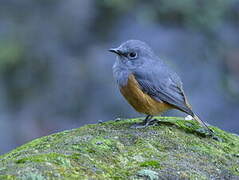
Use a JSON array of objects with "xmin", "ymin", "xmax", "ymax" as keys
[{"xmin": 133, "ymin": 62, "xmax": 194, "ymax": 116}]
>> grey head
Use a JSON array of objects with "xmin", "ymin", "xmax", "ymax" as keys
[
  {"xmin": 109, "ymin": 40, "xmax": 157, "ymax": 70},
  {"xmin": 109, "ymin": 40, "xmax": 160, "ymax": 86},
  {"xmin": 109, "ymin": 40, "xmax": 181, "ymax": 88}
]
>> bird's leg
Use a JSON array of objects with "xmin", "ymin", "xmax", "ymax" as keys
[
  {"xmin": 144, "ymin": 115, "xmax": 161, "ymax": 126},
  {"xmin": 143, "ymin": 115, "xmax": 153, "ymax": 125},
  {"xmin": 130, "ymin": 115, "xmax": 157, "ymax": 128}
]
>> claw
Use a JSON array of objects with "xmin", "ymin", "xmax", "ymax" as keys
[{"xmin": 130, "ymin": 118, "xmax": 159, "ymax": 129}]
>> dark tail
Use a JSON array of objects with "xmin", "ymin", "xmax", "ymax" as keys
[
  {"xmin": 193, "ymin": 114, "xmax": 213, "ymax": 133},
  {"xmin": 173, "ymin": 101, "xmax": 213, "ymax": 134}
]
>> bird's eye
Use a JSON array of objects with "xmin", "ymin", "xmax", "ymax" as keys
[{"xmin": 128, "ymin": 52, "xmax": 137, "ymax": 59}]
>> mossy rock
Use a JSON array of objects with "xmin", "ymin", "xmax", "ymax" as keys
[{"xmin": 0, "ymin": 117, "xmax": 239, "ymax": 179}]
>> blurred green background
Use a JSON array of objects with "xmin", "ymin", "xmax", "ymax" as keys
[{"xmin": 0, "ymin": 0, "xmax": 239, "ymax": 154}]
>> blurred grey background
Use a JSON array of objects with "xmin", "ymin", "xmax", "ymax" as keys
[{"xmin": 0, "ymin": 0, "xmax": 239, "ymax": 154}]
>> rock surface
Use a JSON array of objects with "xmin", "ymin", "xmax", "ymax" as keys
[{"xmin": 0, "ymin": 117, "xmax": 239, "ymax": 179}]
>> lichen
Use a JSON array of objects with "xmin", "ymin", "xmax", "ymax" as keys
[{"xmin": 0, "ymin": 117, "xmax": 238, "ymax": 179}]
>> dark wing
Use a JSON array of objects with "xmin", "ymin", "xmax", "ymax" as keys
[{"xmin": 133, "ymin": 62, "xmax": 194, "ymax": 116}]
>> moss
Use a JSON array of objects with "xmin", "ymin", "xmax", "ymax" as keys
[
  {"xmin": 0, "ymin": 117, "xmax": 238, "ymax": 179},
  {"xmin": 21, "ymin": 173, "xmax": 45, "ymax": 180},
  {"xmin": 0, "ymin": 175, "xmax": 16, "ymax": 180},
  {"xmin": 15, "ymin": 153, "xmax": 70, "ymax": 165},
  {"xmin": 136, "ymin": 169, "xmax": 159, "ymax": 180},
  {"xmin": 139, "ymin": 160, "xmax": 161, "ymax": 168}
]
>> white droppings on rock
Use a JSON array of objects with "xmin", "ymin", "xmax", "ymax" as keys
[{"xmin": 185, "ymin": 115, "xmax": 193, "ymax": 120}]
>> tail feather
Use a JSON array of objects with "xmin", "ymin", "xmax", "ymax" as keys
[{"xmin": 193, "ymin": 114, "xmax": 213, "ymax": 133}]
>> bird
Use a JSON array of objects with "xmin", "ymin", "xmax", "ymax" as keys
[{"xmin": 109, "ymin": 40, "xmax": 212, "ymax": 133}]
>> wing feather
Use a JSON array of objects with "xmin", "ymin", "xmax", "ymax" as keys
[{"xmin": 133, "ymin": 62, "xmax": 193, "ymax": 116}]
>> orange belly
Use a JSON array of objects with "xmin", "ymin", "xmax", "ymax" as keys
[{"xmin": 120, "ymin": 74, "xmax": 173, "ymax": 115}]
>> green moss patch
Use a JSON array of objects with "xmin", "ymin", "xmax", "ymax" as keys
[{"xmin": 0, "ymin": 117, "xmax": 238, "ymax": 179}]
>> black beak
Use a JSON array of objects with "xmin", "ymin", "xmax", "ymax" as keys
[{"xmin": 108, "ymin": 48, "xmax": 122, "ymax": 56}]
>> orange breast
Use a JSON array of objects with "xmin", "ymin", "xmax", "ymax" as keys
[{"xmin": 120, "ymin": 74, "xmax": 173, "ymax": 115}]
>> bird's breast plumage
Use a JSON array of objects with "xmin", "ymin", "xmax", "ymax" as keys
[
  {"xmin": 119, "ymin": 74, "xmax": 173, "ymax": 115},
  {"xmin": 112, "ymin": 59, "xmax": 131, "ymax": 87}
]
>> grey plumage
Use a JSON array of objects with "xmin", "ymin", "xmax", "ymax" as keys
[
  {"xmin": 110, "ymin": 40, "xmax": 211, "ymax": 132},
  {"xmin": 112, "ymin": 40, "xmax": 192, "ymax": 115},
  {"xmin": 133, "ymin": 62, "xmax": 194, "ymax": 116}
]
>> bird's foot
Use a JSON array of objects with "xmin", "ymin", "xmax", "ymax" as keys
[{"xmin": 130, "ymin": 118, "xmax": 159, "ymax": 129}]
